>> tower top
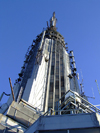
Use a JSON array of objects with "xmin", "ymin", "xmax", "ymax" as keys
[
  {"xmin": 50, "ymin": 12, "xmax": 57, "ymax": 27},
  {"xmin": 47, "ymin": 12, "xmax": 57, "ymax": 30}
]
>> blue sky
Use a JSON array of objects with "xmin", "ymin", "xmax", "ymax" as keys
[{"xmin": 0, "ymin": 0, "xmax": 100, "ymax": 108}]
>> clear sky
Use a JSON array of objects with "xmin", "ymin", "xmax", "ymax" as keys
[{"xmin": 0, "ymin": 0, "xmax": 100, "ymax": 108}]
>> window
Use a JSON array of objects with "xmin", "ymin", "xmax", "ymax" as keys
[
  {"xmin": 61, "ymin": 76, "xmax": 64, "ymax": 81},
  {"xmin": 49, "ymin": 99, "xmax": 53, "ymax": 103},
  {"xmin": 61, "ymin": 87, "xmax": 65, "ymax": 91},
  {"xmin": 53, "ymin": 44, "xmax": 55, "ymax": 52},
  {"xmin": 56, "ymin": 68, "xmax": 59, "ymax": 73},
  {"xmin": 52, "ymin": 53, "xmax": 55, "ymax": 58},
  {"xmin": 49, "ymin": 93, "xmax": 53, "ymax": 99},
  {"xmin": 56, "ymin": 61, "xmax": 59, "ymax": 66},
  {"xmin": 48, "ymin": 103, "xmax": 52, "ymax": 108},
  {"xmin": 51, "ymin": 66, "xmax": 54, "ymax": 75},
  {"xmin": 60, "ymin": 59, "xmax": 63, "ymax": 64},
  {"xmin": 50, "ymin": 75, "xmax": 54, "ymax": 82},
  {"xmin": 55, "ymin": 95, "xmax": 59, "ymax": 98},
  {"xmin": 50, "ymin": 82, "xmax": 53, "ymax": 92},
  {"xmin": 55, "ymin": 97, "xmax": 59, "ymax": 102},
  {"xmin": 52, "ymin": 58, "xmax": 55, "ymax": 65},
  {"xmin": 55, "ymin": 81, "xmax": 59, "ymax": 89},
  {"xmin": 61, "ymin": 81, "xmax": 64, "ymax": 87},
  {"xmin": 56, "ymin": 70, "xmax": 59, "ymax": 75},
  {"xmin": 55, "ymin": 90, "xmax": 59, "ymax": 95},
  {"xmin": 56, "ymin": 75, "xmax": 59, "ymax": 80}
]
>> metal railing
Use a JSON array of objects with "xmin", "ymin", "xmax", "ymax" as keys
[
  {"xmin": 43, "ymin": 90, "xmax": 100, "ymax": 116},
  {"xmin": 56, "ymin": 90, "xmax": 100, "ymax": 114}
]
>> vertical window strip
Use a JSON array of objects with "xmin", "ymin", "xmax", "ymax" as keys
[
  {"xmin": 48, "ymin": 42, "xmax": 55, "ymax": 109},
  {"xmin": 60, "ymin": 48, "xmax": 65, "ymax": 102},
  {"xmin": 55, "ymin": 43, "xmax": 60, "ymax": 102}
]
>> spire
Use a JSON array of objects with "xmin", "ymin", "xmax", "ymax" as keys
[
  {"xmin": 50, "ymin": 12, "xmax": 57, "ymax": 27},
  {"xmin": 47, "ymin": 12, "xmax": 57, "ymax": 30}
]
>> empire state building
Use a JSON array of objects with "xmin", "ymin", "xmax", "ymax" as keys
[
  {"xmin": 0, "ymin": 13, "xmax": 100, "ymax": 133},
  {"xmin": 9, "ymin": 12, "xmax": 80, "ymax": 112}
]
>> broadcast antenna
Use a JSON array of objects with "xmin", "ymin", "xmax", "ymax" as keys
[
  {"xmin": 80, "ymin": 70, "xmax": 95, "ymax": 99},
  {"xmin": 95, "ymin": 80, "xmax": 100, "ymax": 95}
]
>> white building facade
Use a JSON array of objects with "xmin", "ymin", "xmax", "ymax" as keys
[{"xmin": 0, "ymin": 12, "xmax": 100, "ymax": 133}]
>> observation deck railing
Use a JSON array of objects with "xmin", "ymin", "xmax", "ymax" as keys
[{"xmin": 43, "ymin": 90, "xmax": 100, "ymax": 116}]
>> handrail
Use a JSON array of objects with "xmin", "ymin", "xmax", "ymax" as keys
[
  {"xmin": 21, "ymin": 99, "xmax": 37, "ymax": 111},
  {"xmin": 58, "ymin": 96, "xmax": 95, "ymax": 113},
  {"xmin": 57, "ymin": 90, "xmax": 100, "ymax": 113},
  {"xmin": 42, "ymin": 108, "xmax": 89, "ymax": 116}
]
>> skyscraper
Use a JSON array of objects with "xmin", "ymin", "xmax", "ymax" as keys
[
  {"xmin": 13, "ymin": 12, "xmax": 80, "ymax": 112},
  {"xmin": 0, "ymin": 12, "xmax": 100, "ymax": 133}
]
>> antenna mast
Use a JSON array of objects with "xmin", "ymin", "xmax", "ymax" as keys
[
  {"xmin": 95, "ymin": 80, "xmax": 100, "ymax": 95},
  {"xmin": 80, "ymin": 70, "xmax": 84, "ymax": 95}
]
